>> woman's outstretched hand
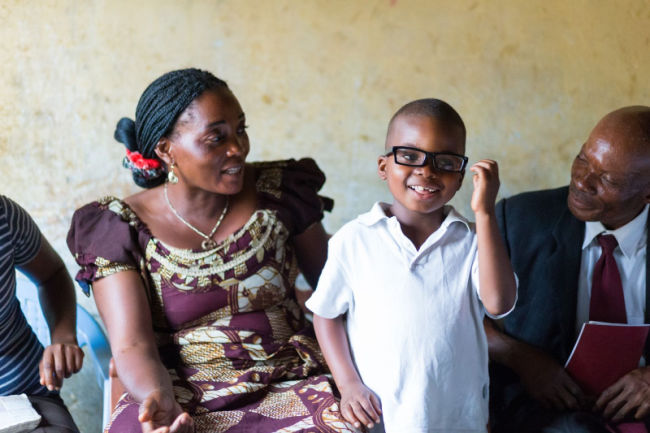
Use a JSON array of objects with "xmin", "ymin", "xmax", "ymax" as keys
[{"xmin": 139, "ymin": 390, "xmax": 194, "ymax": 433}]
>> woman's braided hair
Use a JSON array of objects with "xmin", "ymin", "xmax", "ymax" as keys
[{"xmin": 115, "ymin": 68, "xmax": 228, "ymax": 188}]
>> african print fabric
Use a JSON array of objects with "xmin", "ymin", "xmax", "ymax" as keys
[{"xmin": 68, "ymin": 160, "xmax": 356, "ymax": 433}]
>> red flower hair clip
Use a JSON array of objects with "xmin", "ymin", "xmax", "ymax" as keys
[
  {"xmin": 122, "ymin": 150, "xmax": 165, "ymax": 179},
  {"xmin": 125, "ymin": 150, "xmax": 161, "ymax": 170}
]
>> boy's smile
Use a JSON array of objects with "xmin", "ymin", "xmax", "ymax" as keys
[
  {"xmin": 406, "ymin": 176, "xmax": 444, "ymax": 201},
  {"xmin": 378, "ymin": 114, "xmax": 465, "ymax": 224}
]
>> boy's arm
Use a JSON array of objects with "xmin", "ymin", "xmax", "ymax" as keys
[
  {"xmin": 470, "ymin": 160, "xmax": 517, "ymax": 316},
  {"xmin": 313, "ymin": 314, "xmax": 381, "ymax": 430}
]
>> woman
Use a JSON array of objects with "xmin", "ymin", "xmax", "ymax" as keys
[{"xmin": 67, "ymin": 69, "xmax": 356, "ymax": 433}]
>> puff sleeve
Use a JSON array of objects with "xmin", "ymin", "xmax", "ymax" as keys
[
  {"xmin": 254, "ymin": 158, "xmax": 334, "ymax": 235},
  {"xmin": 67, "ymin": 199, "xmax": 148, "ymax": 296}
]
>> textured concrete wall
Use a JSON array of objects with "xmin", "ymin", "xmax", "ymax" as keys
[
  {"xmin": 0, "ymin": 0, "xmax": 650, "ymax": 276},
  {"xmin": 2, "ymin": 1, "xmax": 648, "ymax": 431},
  {"xmin": 2, "ymin": 0, "xmax": 649, "ymax": 281}
]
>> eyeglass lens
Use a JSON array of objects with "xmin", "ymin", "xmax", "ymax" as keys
[{"xmin": 394, "ymin": 148, "xmax": 465, "ymax": 171}]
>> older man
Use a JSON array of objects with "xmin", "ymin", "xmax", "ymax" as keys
[{"xmin": 488, "ymin": 106, "xmax": 650, "ymax": 433}]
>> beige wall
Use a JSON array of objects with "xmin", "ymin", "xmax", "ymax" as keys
[{"xmin": 2, "ymin": 0, "xmax": 649, "ymax": 284}]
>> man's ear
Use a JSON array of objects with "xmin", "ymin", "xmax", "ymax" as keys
[
  {"xmin": 457, "ymin": 171, "xmax": 465, "ymax": 190},
  {"xmin": 640, "ymin": 175, "xmax": 650, "ymax": 204},
  {"xmin": 154, "ymin": 138, "xmax": 173, "ymax": 166},
  {"xmin": 377, "ymin": 155, "xmax": 388, "ymax": 180}
]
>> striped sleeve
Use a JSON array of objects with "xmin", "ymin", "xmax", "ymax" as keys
[
  {"xmin": 0, "ymin": 196, "xmax": 42, "ymax": 266},
  {"xmin": 0, "ymin": 195, "xmax": 48, "ymax": 396}
]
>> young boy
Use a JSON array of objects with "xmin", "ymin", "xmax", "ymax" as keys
[{"xmin": 306, "ymin": 99, "xmax": 517, "ymax": 433}]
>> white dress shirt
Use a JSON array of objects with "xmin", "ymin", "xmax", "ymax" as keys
[
  {"xmin": 575, "ymin": 204, "xmax": 649, "ymax": 336},
  {"xmin": 307, "ymin": 202, "xmax": 515, "ymax": 433}
]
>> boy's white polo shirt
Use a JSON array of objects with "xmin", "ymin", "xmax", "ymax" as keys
[{"xmin": 307, "ymin": 202, "xmax": 514, "ymax": 433}]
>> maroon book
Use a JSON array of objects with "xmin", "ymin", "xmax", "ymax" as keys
[{"xmin": 565, "ymin": 321, "xmax": 650, "ymax": 396}]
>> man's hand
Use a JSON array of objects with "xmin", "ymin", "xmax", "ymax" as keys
[
  {"xmin": 39, "ymin": 340, "xmax": 84, "ymax": 391},
  {"xmin": 515, "ymin": 346, "xmax": 586, "ymax": 411},
  {"xmin": 596, "ymin": 367, "xmax": 650, "ymax": 422}
]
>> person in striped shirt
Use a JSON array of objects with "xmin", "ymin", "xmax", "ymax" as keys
[{"xmin": 0, "ymin": 195, "xmax": 83, "ymax": 432}]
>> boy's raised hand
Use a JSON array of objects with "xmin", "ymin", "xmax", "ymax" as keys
[
  {"xmin": 339, "ymin": 381, "xmax": 382, "ymax": 431},
  {"xmin": 470, "ymin": 159, "xmax": 500, "ymax": 215}
]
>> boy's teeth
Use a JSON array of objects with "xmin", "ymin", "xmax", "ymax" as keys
[{"xmin": 410, "ymin": 185, "xmax": 435, "ymax": 192}]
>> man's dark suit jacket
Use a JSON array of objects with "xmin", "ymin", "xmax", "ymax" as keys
[{"xmin": 490, "ymin": 186, "xmax": 650, "ymax": 422}]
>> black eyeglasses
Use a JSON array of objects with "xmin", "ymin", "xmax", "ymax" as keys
[{"xmin": 386, "ymin": 146, "xmax": 468, "ymax": 173}]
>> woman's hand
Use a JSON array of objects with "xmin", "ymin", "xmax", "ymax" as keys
[
  {"xmin": 470, "ymin": 159, "xmax": 500, "ymax": 216},
  {"xmin": 139, "ymin": 390, "xmax": 194, "ymax": 433},
  {"xmin": 39, "ymin": 339, "xmax": 84, "ymax": 391},
  {"xmin": 339, "ymin": 381, "xmax": 382, "ymax": 431}
]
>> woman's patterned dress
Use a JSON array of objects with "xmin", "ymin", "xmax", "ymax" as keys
[{"xmin": 68, "ymin": 159, "xmax": 356, "ymax": 433}]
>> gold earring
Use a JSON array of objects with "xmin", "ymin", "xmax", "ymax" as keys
[{"xmin": 167, "ymin": 163, "xmax": 178, "ymax": 184}]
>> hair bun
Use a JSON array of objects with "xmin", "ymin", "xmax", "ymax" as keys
[{"xmin": 114, "ymin": 117, "xmax": 138, "ymax": 151}]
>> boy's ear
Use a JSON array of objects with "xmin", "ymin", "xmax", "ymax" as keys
[
  {"xmin": 377, "ymin": 155, "xmax": 388, "ymax": 180},
  {"xmin": 154, "ymin": 138, "xmax": 173, "ymax": 166},
  {"xmin": 457, "ymin": 171, "xmax": 465, "ymax": 189}
]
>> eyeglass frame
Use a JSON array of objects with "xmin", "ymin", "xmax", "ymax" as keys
[{"xmin": 385, "ymin": 146, "xmax": 469, "ymax": 173}]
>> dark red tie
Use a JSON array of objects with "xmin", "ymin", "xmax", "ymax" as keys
[
  {"xmin": 593, "ymin": 236, "xmax": 646, "ymax": 433},
  {"xmin": 589, "ymin": 234, "xmax": 627, "ymax": 323}
]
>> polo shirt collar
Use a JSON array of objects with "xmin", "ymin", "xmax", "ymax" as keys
[
  {"xmin": 359, "ymin": 202, "xmax": 471, "ymax": 232},
  {"xmin": 582, "ymin": 204, "xmax": 649, "ymax": 258}
]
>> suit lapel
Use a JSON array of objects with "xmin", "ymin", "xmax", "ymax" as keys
[
  {"xmin": 549, "ymin": 206, "xmax": 585, "ymax": 359},
  {"xmin": 643, "ymin": 213, "xmax": 650, "ymax": 356},
  {"xmin": 644, "ymin": 214, "xmax": 650, "ymax": 323}
]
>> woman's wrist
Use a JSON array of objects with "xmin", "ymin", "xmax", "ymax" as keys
[{"xmin": 113, "ymin": 353, "xmax": 172, "ymax": 403}]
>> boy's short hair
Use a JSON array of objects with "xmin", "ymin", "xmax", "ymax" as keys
[{"xmin": 386, "ymin": 98, "xmax": 466, "ymax": 147}]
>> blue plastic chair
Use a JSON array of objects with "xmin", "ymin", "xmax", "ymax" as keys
[{"xmin": 15, "ymin": 272, "xmax": 112, "ymax": 428}]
